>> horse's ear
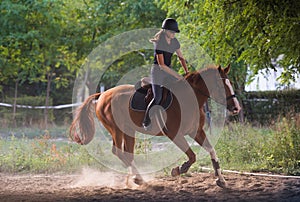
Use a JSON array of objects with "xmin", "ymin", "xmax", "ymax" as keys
[
  {"xmin": 217, "ymin": 65, "xmax": 222, "ymax": 72},
  {"xmin": 224, "ymin": 64, "xmax": 231, "ymax": 74}
]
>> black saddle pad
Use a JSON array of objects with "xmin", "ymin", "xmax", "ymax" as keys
[{"xmin": 130, "ymin": 87, "xmax": 173, "ymax": 112}]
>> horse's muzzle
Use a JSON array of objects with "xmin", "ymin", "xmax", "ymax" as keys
[
  {"xmin": 228, "ymin": 106, "xmax": 241, "ymax": 115},
  {"xmin": 227, "ymin": 96, "xmax": 241, "ymax": 115},
  {"xmin": 232, "ymin": 107, "xmax": 240, "ymax": 115}
]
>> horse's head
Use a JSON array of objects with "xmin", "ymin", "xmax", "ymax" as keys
[
  {"xmin": 216, "ymin": 64, "xmax": 241, "ymax": 115},
  {"xmin": 185, "ymin": 64, "xmax": 241, "ymax": 115}
]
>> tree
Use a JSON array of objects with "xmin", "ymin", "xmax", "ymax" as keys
[
  {"xmin": 0, "ymin": 1, "xmax": 36, "ymax": 125},
  {"xmin": 0, "ymin": 0, "xmax": 167, "ymax": 126},
  {"xmin": 0, "ymin": 0, "xmax": 80, "ymax": 128},
  {"xmin": 76, "ymin": 0, "xmax": 166, "ymax": 93}
]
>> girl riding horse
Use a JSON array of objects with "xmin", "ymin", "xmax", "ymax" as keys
[{"xmin": 143, "ymin": 18, "xmax": 189, "ymax": 130}]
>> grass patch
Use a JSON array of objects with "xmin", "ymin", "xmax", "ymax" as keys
[
  {"xmin": 215, "ymin": 123, "xmax": 273, "ymax": 172},
  {"xmin": 0, "ymin": 134, "xmax": 103, "ymax": 173},
  {"xmin": 212, "ymin": 115, "xmax": 300, "ymax": 175},
  {"xmin": 0, "ymin": 126, "xmax": 68, "ymax": 139},
  {"xmin": 1, "ymin": 115, "xmax": 299, "ymax": 175}
]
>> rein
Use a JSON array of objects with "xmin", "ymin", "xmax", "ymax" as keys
[
  {"xmin": 196, "ymin": 88, "xmax": 237, "ymax": 106},
  {"xmin": 182, "ymin": 70, "xmax": 237, "ymax": 107}
]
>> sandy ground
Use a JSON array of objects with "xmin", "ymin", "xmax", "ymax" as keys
[{"xmin": 0, "ymin": 168, "xmax": 299, "ymax": 202}]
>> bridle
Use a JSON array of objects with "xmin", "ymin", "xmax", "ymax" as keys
[{"xmin": 226, "ymin": 94, "xmax": 237, "ymax": 101}]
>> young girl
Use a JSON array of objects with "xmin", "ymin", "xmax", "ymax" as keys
[{"xmin": 143, "ymin": 18, "xmax": 189, "ymax": 130}]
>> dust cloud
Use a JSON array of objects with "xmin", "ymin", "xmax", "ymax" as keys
[{"xmin": 71, "ymin": 167, "xmax": 155, "ymax": 189}]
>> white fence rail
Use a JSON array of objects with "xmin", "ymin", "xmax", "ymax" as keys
[{"xmin": 0, "ymin": 103, "xmax": 81, "ymax": 109}]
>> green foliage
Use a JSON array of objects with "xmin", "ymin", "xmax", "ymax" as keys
[
  {"xmin": 134, "ymin": 133, "xmax": 152, "ymax": 155},
  {"xmin": 0, "ymin": 0, "xmax": 82, "ymax": 130},
  {"xmin": 1, "ymin": 118, "xmax": 299, "ymax": 175},
  {"xmin": 243, "ymin": 90, "xmax": 300, "ymax": 125},
  {"xmin": 214, "ymin": 117, "xmax": 300, "ymax": 175},
  {"xmin": 0, "ymin": 134, "xmax": 100, "ymax": 173},
  {"xmin": 0, "ymin": 96, "xmax": 54, "ymax": 127},
  {"xmin": 0, "ymin": 0, "xmax": 80, "ymax": 84},
  {"xmin": 97, "ymin": 51, "xmax": 150, "ymax": 89},
  {"xmin": 1, "ymin": 0, "xmax": 300, "ymax": 108},
  {"xmin": 268, "ymin": 116, "xmax": 300, "ymax": 175},
  {"xmin": 158, "ymin": 0, "xmax": 300, "ymax": 88},
  {"xmin": 216, "ymin": 123, "xmax": 273, "ymax": 172},
  {"xmin": 0, "ymin": 0, "xmax": 166, "ymax": 127},
  {"xmin": 80, "ymin": 0, "xmax": 165, "ymax": 90},
  {"xmin": 0, "ymin": 0, "xmax": 165, "ymax": 98}
]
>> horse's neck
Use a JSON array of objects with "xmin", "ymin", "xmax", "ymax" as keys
[
  {"xmin": 195, "ymin": 89, "xmax": 209, "ymax": 108},
  {"xmin": 173, "ymin": 78, "xmax": 209, "ymax": 109},
  {"xmin": 191, "ymin": 77, "xmax": 210, "ymax": 108}
]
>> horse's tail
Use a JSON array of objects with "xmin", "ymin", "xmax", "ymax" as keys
[{"xmin": 69, "ymin": 93, "xmax": 101, "ymax": 145}]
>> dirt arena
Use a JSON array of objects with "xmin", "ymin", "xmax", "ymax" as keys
[{"xmin": 1, "ymin": 168, "xmax": 299, "ymax": 201}]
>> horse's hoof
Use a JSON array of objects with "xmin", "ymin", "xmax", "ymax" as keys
[
  {"xmin": 133, "ymin": 176, "xmax": 144, "ymax": 185},
  {"xmin": 216, "ymin": 179, "xmax": 227, "ymax": 188},
  {"xmin": 171, "ymin": 166, "xmax": 180, "ymax": 177}
]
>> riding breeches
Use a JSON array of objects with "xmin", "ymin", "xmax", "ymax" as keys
[{"xmin": 151, "ymin": 64, "xmax": 176, "ymax": 104}]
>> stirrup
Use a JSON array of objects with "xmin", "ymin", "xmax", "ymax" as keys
[{"xmin": 142, "ymin": 119, "xmax": 151, "ymax": 131}]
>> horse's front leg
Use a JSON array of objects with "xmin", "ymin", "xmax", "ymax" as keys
[
  {"xmin": 211, "ymin": 158, "xmax": 227, "ymax": 188},
  {"xmin": 202, "ymin": 136, "xmax": 227, "ymax": 188},
  {"xmin": 171, "ymin": 159, "xmax": 194, "ymax": 176},
  {"xmin": 190, "ymin": 130, "xmax": 227, "ymax": 188}
]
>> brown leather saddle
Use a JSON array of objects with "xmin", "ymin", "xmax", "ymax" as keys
[{"xmin": 130, "ymin": 77, "xmax": 173, "ymax": 112}]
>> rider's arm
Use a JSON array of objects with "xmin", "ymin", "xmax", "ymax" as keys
[
  {"xmin": 175, "ymin": 48, "xmax": 189, "ymax": 74},
  {"xmin": 156, "ymin": 54, "xmax": 182, "ymax": 79}
]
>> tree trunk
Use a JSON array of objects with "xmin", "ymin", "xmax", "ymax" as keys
[
  {"xmin": 12, "ymin": 79, "xmax": 19, "ymax": 127},
  {"xmin": 82, "ymin": 68, "xmax": 90, "ymax": 102},
  {"xmin": 44, "ymin": 72, "xmax": 52, "ymax": 129}
]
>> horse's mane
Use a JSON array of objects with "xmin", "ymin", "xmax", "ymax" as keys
[{"xmin": 185, "ymin": 65, "xmax": 219, "ymax": 84}]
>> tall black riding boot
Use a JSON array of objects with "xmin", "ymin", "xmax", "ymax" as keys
[
  {"xmin": 142, "ymin": 85, "xmax": 163, "ymax": 130},
  {"xmin": 142, "ymin": 99, "xmax": 156, "ymax": 130}
]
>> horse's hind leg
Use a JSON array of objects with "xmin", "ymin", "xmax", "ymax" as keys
[
  {"xmin": 123, "ymin": 132, "xmax": 144, "ymax": 185},
  {"xmin": 190, "ymin": 129, "xmax": 227, "ymax": 188}
]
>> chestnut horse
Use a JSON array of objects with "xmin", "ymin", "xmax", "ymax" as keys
[{"xmin": 70, "ymin": 64, "xmax": 241, "ymax": 188}]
